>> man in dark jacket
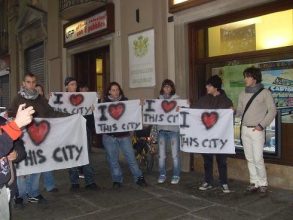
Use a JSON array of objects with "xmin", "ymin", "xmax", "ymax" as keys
[
  {"xmin": 7, "ymin": 73, "xmax": 69, "ymax": 205},
  {"xmin": 195, "ymin": 75, "xmax": 233, "ymax": 193}
]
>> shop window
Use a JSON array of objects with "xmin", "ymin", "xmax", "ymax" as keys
[
  {"xmin": 188, "ymin": 2, "xmax": 293, "ymax": 165},
  {"xmin": 208, "ymin": 10, "xmax": 293, "ymax": 57}
]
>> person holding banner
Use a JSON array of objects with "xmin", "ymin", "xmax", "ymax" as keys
[
  {"xmin": 64, "ymin": 77, "xmax": 98, "ymax": 192},
  {"xmin": 237, "ymin": 67, "xmax": 276, "ymax": 195},
  {"xmin": 102, "ymin": 82, "xmax": 147, "ymax": 189},
  {"xmin": 157, "ymin": 79, "xmax": 181, "ymax": 185},
  {"xmin": 7, "ymin": 73, "xmax": 70, "ymax": 205},
  {"xmin": 195, "ymin": 75, "xmax": 233, "ymax": 193},
  {"xmin": 0, "ymin": 104, "xmax": 34, "ymax": 220}
]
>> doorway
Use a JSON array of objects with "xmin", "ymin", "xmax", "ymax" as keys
[
  {"xmin": 74, "ymin": 45, "xmax": 110, "ymax": 149},
  {"xmin": 74, "ymin": 45, "xmax": 110, "ymax": 98}
]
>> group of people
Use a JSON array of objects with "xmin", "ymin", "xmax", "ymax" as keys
[{"xmin": 0, "ymin": 66, "xmax": 276, "ymax": 219}]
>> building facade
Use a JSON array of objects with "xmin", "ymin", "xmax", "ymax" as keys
[{"xmin": 1, "ymin": 0, "xmax": 292, "ymax": 189}]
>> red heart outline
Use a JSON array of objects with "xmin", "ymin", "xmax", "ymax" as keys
[
  {"xmin": 108, "ymin": 103, "xmax": 125, "ymax": 120},
  {"xmin": 27, "ymin": 120, "xmax": 50, "ymax": 146},
  {"xmin": 201, "ymin": 112, "xmax": 218, "ymax": 129},
  {"xmin": 69, "ymin": 94, "xmax": 84, "ymax": 106},
  {"xmin": 161, "ymin": 100, "xmax": 177, "ymax": 113}
]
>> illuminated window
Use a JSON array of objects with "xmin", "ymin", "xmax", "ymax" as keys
[
  {"xmin": 173, "ymin": 0, "xmax": 189, "ymax": 4},
  {"xmin": 208, "ymin": 10, "xmax": 293, "ymax": 57},
  {"xmin": 96, "ymin": 58, "xmax": 103, "ymax": 97}
]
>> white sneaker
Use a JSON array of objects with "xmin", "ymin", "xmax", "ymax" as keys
[
  {"xmin": 198, "ymin": 182, "xmax": 213, "ymax": 191},
  {"xmin": 222, "ymin": 184, "xmax": 230, "ymax": 193},
  {"xmin": 171, "ymin": 176, "xmax": 180, "ymax": 184},
  {"xmin": 157, "ymin": 175, "xmax": 166, "ymax": 184}
]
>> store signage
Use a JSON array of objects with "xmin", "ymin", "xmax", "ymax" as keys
[
  {"xmin": 65, "ymin": 11, "xmax": 107, "ymax": 44},
  {"xmin": 63, "ymin": 3, "xmax": 114, "ymax": 47}
]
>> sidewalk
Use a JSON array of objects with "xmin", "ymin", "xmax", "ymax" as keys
[{"xmin": 12, "ymin": 149, "xmax": 293, "ymax": 220}]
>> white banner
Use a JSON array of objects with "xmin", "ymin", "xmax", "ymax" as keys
[
  {"xmin": 128, "ymin": 29, "xmax": 155, "ymax": 88},
  {"xmin": 143, "ymin": 99, "xmax": 189, "ymax": 125},
  {"xmin": 48, "ymin": 92, "xmax": 98, "ymax": 115},
  {"xmin": 179, "ymin": 109, "xmax": 235, "ymax": 154},
  {"xmin": 94, "ymin": 100, "xmax": 142, "ymax": 134},
  {"xmin": 16, "ymin": 114, "xmax": 89, "ymax": 176}
]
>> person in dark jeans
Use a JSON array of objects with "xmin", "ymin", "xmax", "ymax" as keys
[
  {"xmin": 64, "ymin": 77, "xmax": 98, "ymax": 192},
  {"xmin": 194, "ymin": 75, "xmax": 233, "ymax": 193}
]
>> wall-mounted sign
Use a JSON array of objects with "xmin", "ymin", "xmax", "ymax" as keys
[{"xmin": 63, "ymin": 3, "xmax": 114, "ymax": 47}]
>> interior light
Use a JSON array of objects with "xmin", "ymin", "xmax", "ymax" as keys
[
  {"xmin": 96, "ymin": 59, "xmax": 103, "ymax": 74},
  {"xmin": 173, "ymin": 0, "xmax": 189, "ymax": 4}
]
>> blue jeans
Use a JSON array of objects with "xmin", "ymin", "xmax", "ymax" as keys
[
  {"xmin": 17, "ymin": 173, "xmax": 41, "ymax": 199},
  {"xmin": 102, "ymin": 134, "xmax": 142, "ymax": 183},
  {"xmin": 158, "ymin": 130, "xmax": 181, "ymax": 177},
  {"xmin": 68, "ymin": 164, "xmax": 95, "ymax": 186},
  {"xmin": 42, "ymin": 171, "xmax": 56, "ymax": 191}
]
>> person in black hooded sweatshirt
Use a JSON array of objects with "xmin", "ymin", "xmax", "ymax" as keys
[{"xmin": 195, "ymin": 75, "xmax": 233, "ymax": 193}]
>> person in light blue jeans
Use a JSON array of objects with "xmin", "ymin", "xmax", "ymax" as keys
[
  {"xmin": 102, "ymin": 82, "xmax": 147, "ymax": 189},
  {"xmin": 103, "ymin": 135, "xmax": 143, "ymax": 183},
  {"xmin": 157, "ymin": 79, "xmax": 181, "ymax": 184}
]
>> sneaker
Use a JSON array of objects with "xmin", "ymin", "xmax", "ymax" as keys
[
  {"xmin": 198, "ymin": 182, "xmax": 213, "ymax": 191},
  {"xmin": 246, "ymin": 183, "xmax": 259, "ymax": 193},
  {"xmin": 113, "ymin": 182, "xmax": 122, "ymax": 189},
  {"xmin": 70, "ymin": 184, "xmax": 80, "ymax": 192},
  {"xmin": 85, "ymin": 183, "xmax": 100, "ymax": 191},
  {"xmin": 14, "ymin": 198, "xmax": 24, "ymax": 209},
  {"xmin": 48, "ymin": 187, "xmax": 59, "ymax": 193},
  {"xmin": 258, "ymin": 186, "xmax": 268, "ymax": 197},
  {"xmin": 157, "ymin": 175, "xmax": 166, "ymax": 184},
  {"xmin": 171, "ymin": 176, "xmax": 180, "ymax": 184},
  {"xmin": 222, "ymin": 184, "xmax": 231, "ymax": 193},
  {"xmin": 136, "ymin": 176, "xmax": 147, "ymax": 187},
  {"xmin": 28, "ymin": 194, "xmax": 47, "ymax": 204}
]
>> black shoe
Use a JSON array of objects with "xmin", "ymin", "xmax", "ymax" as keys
[
  {"xmin": 136, "ymin": 176, "xmax": 147, "ymax": 187},
  {"xmin": 85, "ymin": 183, "xmax": 100, "ymax": 191},
  {"xmin": 113, "ymin": 182, "xmax": 122, "ymax": 189},
  {"xmin": 14, "ymin": 198, "xmax": 24, "ymax": 209},
  {"xmin": 28, "ymin": 194, "xmax": 47, "ymax": 204},
  {"xmin": 258, "ymin": 186, "xmax": 268, "ymax": 197},
  {"xmin": 48, "ymin": 187, "xmax": 59, "ymax": 193},
  {"xmin": 245, "ymin": 183, "xmax": 259, "ymax": 194},
  {"xmin": 70, "ymin": 184, "xmax": 80, "ymax": 192}
]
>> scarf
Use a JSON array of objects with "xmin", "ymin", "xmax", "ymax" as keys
[
  {"xmin": 107, "ymin": 95, "xmax": 122, "ymax": 102},
  {"xmin": 245, "ymin": 83, "xmax": 264, "ymax": 94},
  {"xmin": 18, "ymin": 86, "xmax": 39, "ymax": 100}
]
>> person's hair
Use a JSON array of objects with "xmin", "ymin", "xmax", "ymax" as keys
[
  {"xmin": 64, "ymin": 76, "xmax": 77, "ymax": 86},
  {"xmin": 160, "ymin": 79, "xmax": 176, "ymax": 95},
  {"xmin": 243, "ymin": 66, "xmax": 262, "ymax": 83},
  {"xmin": 35, "ymin": 84, "xmax": 45, "ymax": 96},
  {"xmin": 23, "ymin": 72, "xmax": 36, "ymax": 81},
  {"xmin": 105, "ymin": 82, "xmax": 125, "ymax": 97}
]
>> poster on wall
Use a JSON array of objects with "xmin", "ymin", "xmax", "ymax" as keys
[
  {"xmin": 128, "ymin": 29, "xmax": 156, "ymax": 88},
  {"xmin": 211, "ymin": 59, "xmax": 293, "ymax": 157}
]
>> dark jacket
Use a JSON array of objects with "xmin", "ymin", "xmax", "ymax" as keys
[
  {"xmin": 7, "ymin": 94, "xmax": 68, "ymax": 118},
  {"xmin": 103, "ymin": 95, "xmax": 130, "ymax": 137},
  {"xmin": 195, "ymin": 90, "xmax": 233, "ymax": 109}
]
